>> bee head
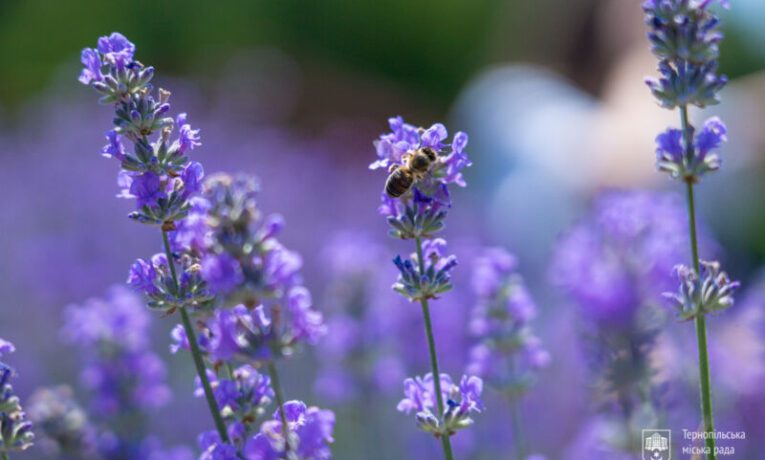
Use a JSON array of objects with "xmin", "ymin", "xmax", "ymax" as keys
[
  {"xmin": 410, "ymin": 149, "xmax": 435, "ymax": 173},
  {"xmin": 420, "ymin": 147, "xmax": 437, "ymax": 162}
]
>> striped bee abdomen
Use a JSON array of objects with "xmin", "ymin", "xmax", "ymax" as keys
[{"xmin": 385, "ymin": 168, "xmax": 414, "ymax": 198}]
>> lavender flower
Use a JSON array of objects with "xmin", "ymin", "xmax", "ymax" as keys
[
  {"xmin": 372, "ymin": 118, "xmax": 479, "ymax": 458},
  {"xmin": 551, "ymin": 191, "xmax": 691, "ymax": 454},
  {"xmin": 644, "ymin": 0, "xmax": 730, "ymax": 183},
  {"xmin": 0, "ymin": 339, "xmax": 34, "ymax": 455},
  {"xmin": 79, "ymin": 32, "xmax": 203, "ymax": 225},
  {"xmin": 392, "ymin": 238, "xmax": 458, "ymax": 302},
  {"xmin": 664, "ymin": 260, "xmax": 740, "ymax": 320},
  {"xmin": 397, "ymin": 374, "xmax": 483, "ymax": 437},
  {"xmin": 197, "ymin": 400, "xmax": 335, "ymax": 460},
  {"xmin": 311, "ymin": 232, "xmax": 416, "ymax": 404},
  {"xmin": 170, "ymin": 174, "xmax": 325, "ymax": 361},
  {"xmin": 177, "ymin": 174, "xmax": 306, "ymax": 306},
  {"xmin": 467, "ymin": 248, "xmax": 549, "ymax": 397},
  {"xmin": 243, "ymin": 401, "xmax": 335, "ymax": 460},
  {"xmin": 644, "ymin": 2, "xmax": 734, "ymax": 453},
  {"xmin": 164, "ymin": 169, "xmax": 329, "ymax": 457},
  {"xmin": 61, "ymin": 286, "xmax": 171, "ymax": 416},
  {"xmin": 643, "ymin": 0, "xmax": 728, "ymax": 109},
  {"xmin": 372, "ymin": 117, "xmax": 471, "ymax": 239},
  {"xmin": 655, "ymin": 116, "xmax": 728, "ymax": 181},
  {"xmin": 127, "ymin": 252, "xmax": 214, "ymax": 314},
  {"xmin": 194, "ymin": 365, "xmax": 274, "ymax": 424}
]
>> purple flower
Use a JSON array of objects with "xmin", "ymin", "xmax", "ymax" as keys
[
  {"xmin": 643, "ymin": 0, "xmax": 728, "ymax": 108},
  {"xmin": 201, "ymin": 253, "xmax": 244, "ymax": 294},
  {"xmin": 176, "ymin": 113, "xmax": 202, "ymax": 154},
  {"xmin": 551, "ymin": 190, "xmax": 705, "ymax": 325},
  {"xmin": 371, "ymin": 117, "xmax": 471, "ymax": 238},
  {"xmin": 78, "ymin": 48, "xmax": 102, "ymax": 84},
  {"xmin": 170, "ymin": 173, "xmax": 323, "ymax": 359},
  {"xmin": 0, "ymin": 339, "xmax": 15, "ymax": 358},
  {"xmin": 61, "ymin": 286, "xmax": 171, "ymax": 415},
  {"xmin": 371, "ymin": 117, "xmax": 470, "ymax": 187},
  {"xmin": 195, "ymin": 365, "xmax": 274, "ymax": 416},
  {"xmin": 664, "ymin": 260, "xmax": 740, "ymax": 320},
  {"xmin": 129, "ymin": 171, "xmax": 166, "ymax": 209},
  {"xmin": 655, "ymin": 128, "xmax": 683, "ymax": 163},
  {"xmin": 243, "ymin": 401, "xmax": 335, "ymax": 460},
  {"xmin": 0, "ymin": 365, "xmax": 34, "ymax": 453},
  {"xmin": 127, "ymin": 258, "xmax": 158, "ymax": 295},
  {"xmin": 393, "ymin": 239, "xmax": 458, "ymax": 301},
  {"xmin": 198, "ymin": 432, "xmax": 239, "ymax": 460},
  {"xmin": 170, "ymin": 197, "xmax": 210, "ymax": 253},
  {"xmin": 442, "ymin": 132, "xmax": 472, "ymax": 187},
  {"xmin": 96, "ymin": 32, "xmax": 135, "ymax": 67},
  {"xmin": 397, "ymin": 373, "xmax": 483, "ymax": 436},
  {"xmin": 81, "ymin": 32, "xmax": 203, "ymax": 224},
  {"xmin": 467, "ymin": 248, "xmax": 548, "ymax": 395},
  {"xmin": 127, "ymin": 252, "xmax": 213, "ymax": 313},
  {"xmin": 262, "ymin": 245, "xmax": 304, "ymax": 294},
  {"xmin": 101, "ymin": 130, "xmax": 126, "ymax": 161},
  {"xmin": 286, "ymin": 287, "xmax": 326, "ymax": 345},
  {"xmin": 181, "ymin": 161, "xmax": 204, "ymax": 197},
  {"xmin": 655, "ymin": 117, "xmax": 727, "ymax": 181},
  {"xmin": 205, "ymin": 305, "xmax": 255, "ymax": 362},
  {"xmin": 421, "ymin": 123, "xmax": 448, "ymax": 149}
]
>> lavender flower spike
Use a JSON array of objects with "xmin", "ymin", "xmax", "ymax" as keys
[
  {"xmin": 664, "ymin": 260, "xmax": 740, "ymax": 321},
  {"xmin": 374, "ymin": 117, "xmax": 471, "ymax": 239},
  {"xmin": 79, "ymin": 32, "xmax": 203, "ymax": 226},
  {"xmin": 0, "ymin": 339, "xmax": 34, "ymax": 456},
  {"xmin": 468, "ymin": 247, "xmax": 548, "ymax": 460},
  {"xmin": 643, "ymin": 1, "xmax": 733, "ymax": 456},
  {"xmin": 79, "ymin": 32, "xmax": 228, "ymax": 444},
  {"xmin": 397, "ymin": 373, "xmax": 484, "ymax": 437},
  {"xmin": 643, "ymin": 0, "xmax": 728, "ymax": 109},
  {"xmin": 373, "ymin": 117, "xmax": 478, "ymax": 460}
]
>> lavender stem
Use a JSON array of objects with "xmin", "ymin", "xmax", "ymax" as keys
[
  {"xmin": 162, "ymin": 229, "xmax": 229, "ymax": 444},
  {"xmin": 414, "ymin": 236, "xmax": 455, "ymax": 460},
  {"xmin": 509, "ymin": 397, "xmax": 525, "ymax": 460},
  {"xmin": 509, "ymin": 355, "xmax": 526, "ymax": 460},
  {"xmin": 680, "ymin": 105, "xmax": 717, "ymax": 459}
]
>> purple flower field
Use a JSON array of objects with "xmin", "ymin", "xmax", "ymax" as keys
[{"xmin": 1, "ymin": 1, "xmax": 765, "ymax": 459}]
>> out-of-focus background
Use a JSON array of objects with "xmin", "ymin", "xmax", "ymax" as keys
[{"xmin": 2, "ymin": 0, "xmax": 765, "ymax": 458}]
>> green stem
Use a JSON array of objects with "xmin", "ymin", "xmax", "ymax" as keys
[
  {"xmin": 680, "ymin": 106, "xmax": 716, "ymax": 460},
  {"xmin": 1, "ymin": 451, "xmax": 10, "ymax": 460},
  {"xmin": 509, "ymin": 397, "xmax": 525, "ymax": 460},
  {"xmin": 508, "ymin": 355, "xmax": 526, "ymax": 460},
  {"xmin": 414, "ymin": 236, "xmax": 456, "ymax": 460},
  {"xmin": 162, "ymin": 229, "xmax": 230, "ymax": 444},
  {"xmin": 267, "ymin": 361, "xmax": 292, "ymax": 453}
]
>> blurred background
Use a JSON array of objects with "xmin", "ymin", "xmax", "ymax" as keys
[{"xmin": 1, "ymin": 0, "xmax": 765, "ymax": 458}]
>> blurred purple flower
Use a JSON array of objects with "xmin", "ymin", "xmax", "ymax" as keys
[
  {"xmin": 61, "ymin": 286, "xmax": 171, "ymax": 415},
  {"xmin": 551, "ymin": 190, "xmax": 710, "ymax": 325},
  {"xmin": 467, "ymin": 248, "xmax": 549, "ymax": 396}
]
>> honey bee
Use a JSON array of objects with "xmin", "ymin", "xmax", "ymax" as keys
[{"xmin": 385, "ymin": 147, "xmax": 438, "ymax": 198}]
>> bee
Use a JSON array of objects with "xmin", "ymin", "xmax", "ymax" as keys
[{"xmin": 385, "ymin": 147, "xmax": 438, "ymax": 198}]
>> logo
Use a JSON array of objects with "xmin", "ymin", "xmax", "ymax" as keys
[{"xmin": 643, "ymin": 429, "xmax": 671, "ymax": 460}]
